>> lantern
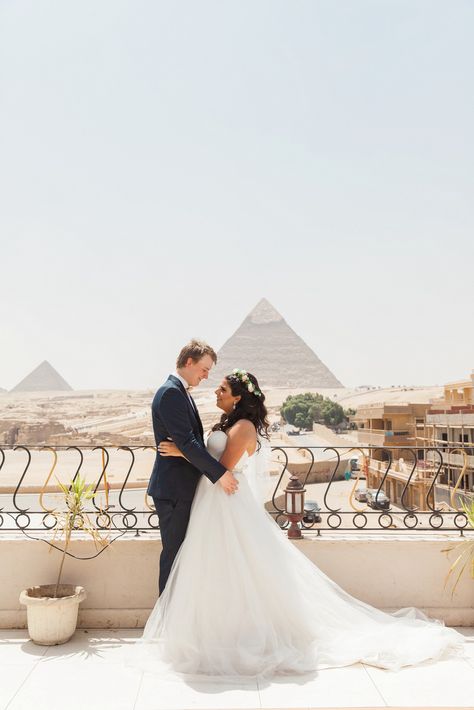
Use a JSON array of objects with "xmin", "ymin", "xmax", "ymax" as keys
[{"xmin": 284, "ymin": 473, "xmax": 306, "ymax": 539}]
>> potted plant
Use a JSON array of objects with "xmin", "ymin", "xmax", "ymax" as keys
[{"xmin": 19, "ymin": 476, "xmax": 110, "ymax": 645}]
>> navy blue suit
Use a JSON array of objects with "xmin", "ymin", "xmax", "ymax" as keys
[{"xmin": 147, "ymin": 375, "xmax": 226, "ymax": 593}]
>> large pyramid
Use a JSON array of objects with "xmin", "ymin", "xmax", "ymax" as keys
[
  {"xmin": 11, "ymin": 361, "xmax": 73, "ymax": 392},
  {"xmin": 208, "ymin": 299, "xmax": 343, "ymax": 388}
]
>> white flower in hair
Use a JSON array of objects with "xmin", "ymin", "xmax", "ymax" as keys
[
  {"xmin": 242, "ymin": 374, "xmax": 249, "ymax": 382},
  {"xmin": 247, "ymin": 382, "xmax": 255, "ymax": 393}
]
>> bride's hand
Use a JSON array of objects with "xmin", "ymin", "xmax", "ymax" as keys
[{"xmin": 158, "ymin": 440, "xmax": 183, "ymax": 457}]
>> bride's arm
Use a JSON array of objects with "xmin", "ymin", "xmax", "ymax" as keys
[
  {"xmin": 158, "ymin": 440, "xmax": 186, "ymax": 458},
  {"xmin": 219, "ymin": 420, "xmax": 256, "ymax": 471}
]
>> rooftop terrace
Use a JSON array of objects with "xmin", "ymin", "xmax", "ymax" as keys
[{"xmin": 1, "ymin": 627, "xmax": 473, "ymax": 710}]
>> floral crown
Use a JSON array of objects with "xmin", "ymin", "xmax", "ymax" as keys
[{"xmin": 230, "ymin": 369, "xmax": 262, "ymax": 398}]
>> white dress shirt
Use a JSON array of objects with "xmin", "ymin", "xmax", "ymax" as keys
[{"xmin": 173, "ymin": 371, "xmax": 197, "ymax": 411}]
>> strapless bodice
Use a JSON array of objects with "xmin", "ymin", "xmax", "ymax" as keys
[{"xmin": 206, "ymin": 430, "xmax": 249, "ymax": 473}]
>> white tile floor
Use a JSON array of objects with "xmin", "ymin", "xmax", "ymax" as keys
[{"xmin": 0, "ymin": 628, "xmax": 473, "ymax": 710}]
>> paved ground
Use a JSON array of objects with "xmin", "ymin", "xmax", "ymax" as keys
[{"xmin": 0, "ymin": 628, "xmax": 473, "ymax": 710}]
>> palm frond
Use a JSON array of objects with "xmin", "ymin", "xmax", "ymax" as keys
[
  {"xmin": 443, "ymin": 495, "xmax": 474, "ymax": 595},
  {"xmin": 51, "ymin": 475, "xmax": 111, "ymax": 595}
]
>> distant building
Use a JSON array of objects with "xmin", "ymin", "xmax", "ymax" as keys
[
  {"xmin": 352, "ymin": 402, "xmax": 430, "ymax": 452},
  {"xmin": 351, "ymin": 402, "xmax": 432, "ymax": 510},
  {"xmin": 351, "ymin": 378, "xmax": 474, "ymax": 510},
  {"xmin": 425, "ymin": 371, "xmax": 474, "ymax": 502}
]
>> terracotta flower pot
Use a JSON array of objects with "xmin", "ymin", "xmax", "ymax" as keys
[{"xmin": 19, "ymin": 584, "xmax": 87, "ymax": 645}]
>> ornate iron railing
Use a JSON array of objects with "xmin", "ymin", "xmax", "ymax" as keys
[{"xmin": 0, "ymin": 444, "xmax": 472, "ymax": 537}]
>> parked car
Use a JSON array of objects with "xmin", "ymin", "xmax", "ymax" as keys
[
  {"xmin": 355, "ymin": 487, "xmax": 368, "ymax": 503},
  {"xmin": 302, "ymin": 500, "xmax": 322, "ymax": 524},
  {"xmin": 366, "ymin": 488, "xmax": 390, "ymax": 510}
]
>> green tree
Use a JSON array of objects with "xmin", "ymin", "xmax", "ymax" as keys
[
  {"xmin": 294, "ymin": 412, "xmax": 307, "ymax": 430},
  {"xmin": 281, "ymin": 402, "xmax": 299, "ymax": 425},
  {"xmin": 281, "ymin": 393, "xmax": 351, "ymax": 430}
]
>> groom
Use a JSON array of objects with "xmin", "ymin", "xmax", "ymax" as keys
[{"xmin": 148, "ymin": 339, "xmax": 238, "ymax": 594}]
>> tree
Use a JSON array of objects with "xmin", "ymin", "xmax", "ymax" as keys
[
  {"xmin": 294, "ymin": 412, "xmax": 307, "ymax": 430},
  {"xmin": 281, "ymin": 393, "xmax": 351, "ymax": 431},
  {"xmin": 281, "ymin": 402, "xmax": 299, "ymax": 426}
]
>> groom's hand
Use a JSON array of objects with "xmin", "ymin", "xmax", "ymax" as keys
[{"xmin": 218, "ymin": 470, "xmax": 239, "ymax": 495}]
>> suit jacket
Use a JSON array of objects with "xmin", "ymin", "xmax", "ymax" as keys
[{"xmin": 147, "ymin": 375, "xmax": 226, "ymax": 500}]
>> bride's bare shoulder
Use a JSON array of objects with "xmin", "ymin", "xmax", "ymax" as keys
[
  {"xmin": 228, "ymin": 419, "xmax": 256, "ymax": 435},
  {"xmin": 227, "ymin": 420, "xmax": 257, "ymax": 456}
]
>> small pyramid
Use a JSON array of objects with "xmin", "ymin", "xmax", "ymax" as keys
[
  {"xmin": 11, "ymin": 361, "xmax": 73, "ymax": 392},
  {"xmin": 208, "ymin": 298, "xmax": 343, "ymax": 388}
]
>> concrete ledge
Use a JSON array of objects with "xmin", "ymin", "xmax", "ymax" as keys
[
  {"xmin": 0, "ymin": 608, "xmax": 149, "ymax": 629},
  {"xmin": 2, "ymin": 606, "xmax": 472, "ymax": 630},
  {"xmin": 1, "ymin": 533, "xmax": 472, "ymax": 628}
]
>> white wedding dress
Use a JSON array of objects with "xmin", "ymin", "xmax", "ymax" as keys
[{"xmin": 138, "ymin": 430, "xmax": 466, "ymax": 677}]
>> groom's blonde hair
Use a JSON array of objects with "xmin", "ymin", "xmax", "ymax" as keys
[{"xmin": 176, "ymin": 339, "xmax": 218, "ymax": 368}]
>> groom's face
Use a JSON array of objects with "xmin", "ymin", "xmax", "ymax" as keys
[{"xmin": 184, "ymin": 354, "xmax": 214, "ymax": 387}]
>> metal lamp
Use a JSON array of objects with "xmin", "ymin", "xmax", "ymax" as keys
[{"xmin": 284, "ymin": 473, "xmax": 306, "ymax": 539}]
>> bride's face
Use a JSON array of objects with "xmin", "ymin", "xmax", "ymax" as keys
[{"xmin": 215, "ymin": 379, "xmax": 240, "ymax": 413}]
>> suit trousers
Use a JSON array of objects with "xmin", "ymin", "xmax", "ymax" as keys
[{"xmin": 153, "ymin": 496, "xmax": 193, "ymax": 595}]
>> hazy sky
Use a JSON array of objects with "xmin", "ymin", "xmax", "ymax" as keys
[{"xmin": 1, "ymin": 0, "xmax": 473, "ymax": 390}]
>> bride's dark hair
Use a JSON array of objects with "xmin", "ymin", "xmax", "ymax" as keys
[{"xmin": 212, "ymin": 372, "xmax": 270, "ymax": 447}]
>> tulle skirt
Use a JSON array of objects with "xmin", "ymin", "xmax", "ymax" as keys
[{"xmin": 136, "ymin": 472, "xmax": 466, "ymax": 677}]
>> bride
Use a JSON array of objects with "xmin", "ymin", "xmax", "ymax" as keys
[{"xmin": 140, "ymin": 369, "xmax": 466, "ymax": 677}]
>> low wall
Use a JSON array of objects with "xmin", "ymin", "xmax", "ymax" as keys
[{"xmin": 1, "ymin": 533, "xmax": 472, "ymax": 628}]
